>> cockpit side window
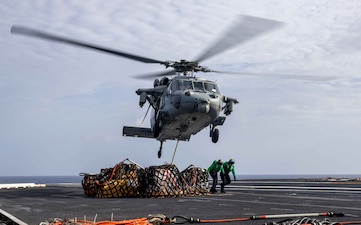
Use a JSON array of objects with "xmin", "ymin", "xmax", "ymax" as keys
[{"xmin": 204, "ymin": 82, "xmax": 220, "ymax": 94}]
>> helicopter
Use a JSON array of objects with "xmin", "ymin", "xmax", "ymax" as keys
[
  {"xmin": 123, "ymin": 68, "xmax": 239, "ymax": 158},
  {"xmin": 11, "ymin": 15, "xmax": 314, "ymax": 158}
]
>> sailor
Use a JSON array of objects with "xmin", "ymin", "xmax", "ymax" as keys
[
  {"xmin": 208, "ymin": 159, "xmax": 223, "ymax": 193},
  {"xmin": 220, "ymin": 159, "xmax": 236, "ymax": 193}
]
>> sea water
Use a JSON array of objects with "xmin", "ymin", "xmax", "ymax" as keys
[{"xmin": 0, "ymin": 174, "xmax": 360, "ymax": 184}]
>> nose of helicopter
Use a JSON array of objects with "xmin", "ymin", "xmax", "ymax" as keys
[
  {"xmin": 197, "ymin": 101, "xmax": 210, "ymax": 113},
  {"xmin": 180, "ymin": 91, "xmax": 220, "ymax": 116}
]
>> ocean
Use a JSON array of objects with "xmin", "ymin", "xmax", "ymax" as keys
[
  {"xmin": 0, "ymin": 174, "xmax": 360, "ymax": 184},
  {"xmin": 0, "ymin": 176, "xmax": 83, "ymax": 184}
]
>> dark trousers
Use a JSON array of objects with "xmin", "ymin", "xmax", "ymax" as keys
[
  {"xmin": 210, "ymin": 171, "xmax": 218, "ymax": 192},
  {"xmin": 220, "ymin": 172, "xmax": 231, "ymax": 191}
]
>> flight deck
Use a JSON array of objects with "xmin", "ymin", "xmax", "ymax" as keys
[{"xmin": 1, "ymin": 179, "xmax": 361, "ymax": 225}]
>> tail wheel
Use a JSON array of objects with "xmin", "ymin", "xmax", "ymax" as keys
[{"xmin": 211, "ymin": 128, "xmax": 219, "ymax": 143}]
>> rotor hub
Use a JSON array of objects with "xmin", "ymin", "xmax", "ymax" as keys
[{"xmin": 162, "ymin": 60, "xmax": 212, "ymax": 75}]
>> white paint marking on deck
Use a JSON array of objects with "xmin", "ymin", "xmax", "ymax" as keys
[
  {"xmin": 0, "ymin": 183, "xmax": 46, "ymax": 189},
  {"xmin": 228, "ymin": 185, "xmax": 361, "ymax": 193},
  {"xmin": 0, "ymin": 208, "xmax": 29, "ymax": 225}
]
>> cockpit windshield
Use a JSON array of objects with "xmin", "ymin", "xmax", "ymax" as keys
[
  {"xmin": 171, "ymin": 79, "xmax": 220, "ymax": 94},
  {"xmin": 193, "ymin": 81, "xmax": 204, "ymax": 91},
  {"xmin": 173, "ymin": 80, "xmax": 193, "ymax": 91}
]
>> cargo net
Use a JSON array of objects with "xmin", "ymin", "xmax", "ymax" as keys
[
  {"xmin": 81, "ymin": 159, "xmax": 144, "ymax": 198},
  {"xmin": 143, "ymin": 164, "xmax": 183, "ymax": 197},
  {"xmin": 180, "ymin": 165, "xmax": 209, "ymax": 196},
  {"xmin": 81, "ymin": 159, "xmax": 209, "ymax": 198}
]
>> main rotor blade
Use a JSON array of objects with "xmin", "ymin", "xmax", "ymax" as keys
[
  {"xmin": 11, "ymin": 25, "xmax": 163, "ymax": 64},
  {"xmin": 194, "ymin": 15, "xmax": 284, "ymax": 63},
  {"xmin": 133, "ymin": 69, "xmax": 177, "ymax": 79},
  {"xmin": 210, "ymin": 70, "xmax": 339, "ymax": 81}
]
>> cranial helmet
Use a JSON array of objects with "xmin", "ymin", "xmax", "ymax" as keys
[{"xmin": 229, "ymin": 159, "xmax": 235, "ymax": 164}]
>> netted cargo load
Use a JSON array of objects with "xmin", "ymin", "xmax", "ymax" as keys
[
  {"xmin": 143, "ymin": 164, "xmax": 183, "ymax": 197},
  {"xmin": 81, "ymin": 159, "xmax": 144, "ymax": 198},
  {"xmin": 80, "ymin": 173, "xmax": 99, "ymax": 197},
  {"xmin": 180, "ymin": 165, "xmax": 209, "ymax": 195},
  {"xmin": 81, "ymin": 160, "xmax": 209, "ymax": 198},
  {"xmin": 96, "ymin": 163, "xmax": 144, "ymax": 198}
]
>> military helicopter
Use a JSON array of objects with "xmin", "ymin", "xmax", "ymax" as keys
[
  {"xmin": 12, "ymin": 15, "xmax": 312, "ymax": 158},
  {"xmin": 123, "ymin": 67, "xmax": 239, "ymax": 158}
]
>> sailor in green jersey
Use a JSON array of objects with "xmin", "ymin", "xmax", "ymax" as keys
[
  {"xmin": 220, "ymin": 159, "xmax": 236, "ymax": 193},
  {"xmin": 208, "ymin": 159, "xmax": 223, "ymax": 193}
]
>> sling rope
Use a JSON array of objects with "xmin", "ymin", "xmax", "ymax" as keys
[{"xmin": 171, "ymin": 134, "xmax": 181, "ymax": 165}]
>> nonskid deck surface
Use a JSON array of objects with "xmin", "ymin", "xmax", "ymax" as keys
[{"xmin": 1, "ymin": 180, "xmax": 361, "ymax": 225}]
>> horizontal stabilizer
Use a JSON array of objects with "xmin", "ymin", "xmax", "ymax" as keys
[{"xmin": 123, "ymin": 126, "xmax": 155, "ymax": 139}]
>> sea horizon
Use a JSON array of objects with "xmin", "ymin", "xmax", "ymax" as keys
[{"xmin": 1, "ymin": 174, "xmax": 361, "ymax": 184}]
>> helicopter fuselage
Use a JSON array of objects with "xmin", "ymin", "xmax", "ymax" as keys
[
  {"xmin": 123, "ymin": 75, "xmax": 238, "ymax": 158},
  {"xmin": 153, "ymin": 77, "xmax": 223, "ymax": 142}
]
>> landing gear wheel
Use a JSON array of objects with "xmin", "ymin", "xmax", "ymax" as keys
[{"xmin": 211, "ymin": 128, "xmax": 219, "ymax": 143}]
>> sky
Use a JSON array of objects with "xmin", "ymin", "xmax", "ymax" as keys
[{"xmin": 1, "ymin": 0, "xmax": 361, "ymax": 176}]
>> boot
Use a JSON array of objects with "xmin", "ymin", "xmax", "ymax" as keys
[
  {"xmin": 221, "ymin": 184, "xmax": 225, "ymax": 193},
  {"xmin": 210, "ymin": 188, "xmax": 217, "ymax": 193}
]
